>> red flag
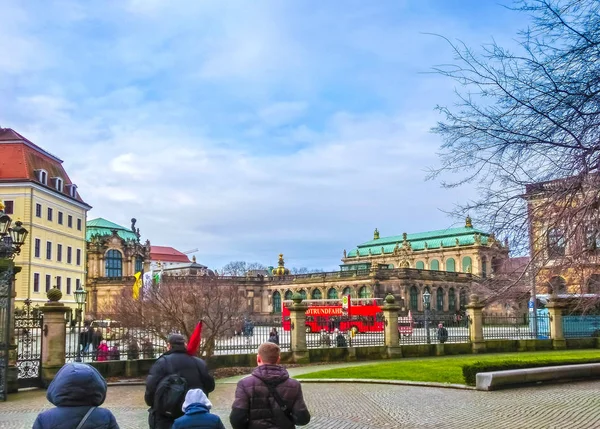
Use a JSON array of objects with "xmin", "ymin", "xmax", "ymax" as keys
[{"xmin": 187, "ymin": 321, "xmax": 203, "ymax": 356}]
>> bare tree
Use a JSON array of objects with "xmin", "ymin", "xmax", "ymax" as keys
[
  {"xmin": 110, "ymin": 276, "xmax": 246, "ymax": 357},
  {"xmin": 429, "ymin": 0, "xmax": 600, "ymax": 299},
  {"xmin": 221, "ymin": 261, "xmax": 267, "ymax": 276}
]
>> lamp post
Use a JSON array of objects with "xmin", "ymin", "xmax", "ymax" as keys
[
  {"xmin": 423, "ymin": 289, "xmax": 431, "ymax": 344},
  {"xmin": 74, "ymin": 286, "xmax": 87, "ymax": 362}
]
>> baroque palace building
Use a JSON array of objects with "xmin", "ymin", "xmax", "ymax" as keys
[
  {"xmin": 0, "ymin": 128, "xmax": 91, "ymax": 311},
  {"xmin": 86, "ymin": 217, "xmax": 151, "ymax": 316},
  {"xmin": 220, "ymin": 218, "xmax": 510, "ymax": 320}
]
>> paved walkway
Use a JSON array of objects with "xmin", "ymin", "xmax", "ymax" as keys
[{"xmin": 2, "ymin": 374, "xmax": 599, "ymax": 428}]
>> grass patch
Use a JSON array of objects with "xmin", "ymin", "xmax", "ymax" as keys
[{"xmin": 296, "ymin": 349, "xmax": 600, "ymax": 385}]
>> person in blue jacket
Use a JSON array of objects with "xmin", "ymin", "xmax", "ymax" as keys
[
  {"xmin": 33, "ymin": 362, "xmax": 119, "ymax": 429},
  {"xmin": 172, "ymin": 389, "xmax": 225, "ymax": 429}
]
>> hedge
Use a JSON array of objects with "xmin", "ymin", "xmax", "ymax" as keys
[{"xmin": 462, "ymin": 358, "xmax": 600, "ymax": 385}]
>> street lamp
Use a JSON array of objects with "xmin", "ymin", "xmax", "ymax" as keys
[
  {"xmin": 74, "ymin": 286, "xmax": 88, "ymax": 362},
  {"xmin": 422, "ymin": 289, "xmax": 431, "ymax": 344},
  {"xmin": 0, "ymin": 202, "xmax": 29, "ymax": 259}
]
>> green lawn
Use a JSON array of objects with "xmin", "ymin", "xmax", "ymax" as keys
[{"xmin": 296, "ymin": 350, "xmax": 600, "ymax": 385}]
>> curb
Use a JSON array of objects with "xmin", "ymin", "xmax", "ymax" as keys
[{"xmin": 296, "ymin": 378, "xmax": 476, "ymax": 390}]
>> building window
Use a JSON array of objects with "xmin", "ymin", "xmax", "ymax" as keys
[
  {"xmin": 76, "ymin": 249, "xmax": 81, "ymax": 266},
  {"xmin": 409, "ymin": 286, "xmax": 418, "ymax": 310},
  {"xmin": 359, "ymin": 285, "xmax": 369, "ymax": 298},
  {"xmin": 68, "ymin": 184, "xmax": 77, "ymax": 198},
  {"xmin": 342, "ymin": 286, "xmax": 352, "ymax": 297},
  {"xmin": 3, "ymin": 201, "xmax": 13, "ymax": 214},
  {"xmin": 56, "ymin": 276, "xmax": 62, "ymax": 291},
  {"xmin": 33, "ymin": 273, "xmax": 40, "ymax": 293},
  {"xmin": 327, "ymin": 287, "xmax": 338, "ymax": 299},
  {"xmin": 446, "ymin": 258, "xmax": 456, "ymax": 272},
  {"xmin": 36, "ymin": 169, "xmax": 48, "ymax": 185},
  {"xmin": 46, "ymin": 241, "xmax": 52, "ymax": 260},
  {"xmin": 459, "ymin": 289, "xmax": 468, "ymax": 309},
  {"xmin": 76, "ymin": 279, "xmax": 81, "ymax": 290},
  {"xmin": 53, "ymin": 177, "xmax": 64, "ymax": 192},
  {"xmin": 415, "ymin": 261, "xmax": 425, "ymax": 270},
  {"xmin": 45, "ymin": 274, "xmax": 51, "ymax": 292},
  {"xmin": 34, "ymin": 238, "xmax": 41, "ymax": 258},
  {"xmin": 47, "ymin": 207, "xmax": 53, "ymax": 221},
  {"xmin": 284, "ymin": 290, "xmax": 293, "ymax": 300},
  {"xmin": 548, "ymin": 276, "xmax": 567, "ymax": 294},
  {"xmin": 430, "ymin": 259, "xmax": 440, "ymax": 270},
  {"xmin": 437, "ymin": 287, "xmax": 444, "ymax": 311},
  {"xmin": 57, "ymin": 244, "xmax": 62, "ymax": 262},
  {"xmin": 311, "ymin": 289, "xmax": 322, "ymax": 299},
  {"xmin": 66, "ymin": 278, "xmax": 72, "ymax": 295},
  {"xmin": 67, "ymin": 247, "xmax": 72, "ymax": 264},
  {"xmin": 35, "ymin": 203, "xmax": 42, "ymax": 217},
  {"xmin": 299, "ymin": 290, "xmax": 307, "ymax": 300},
  {"xmin": 462, "ymin": 256, "xmax": 472, "ymax": 273},
  {"xmin": 547, "ymin": 228, "xmax": 566, "ymax": 257},
  {"xmin": 105, "ymin": 249, "xmax": 123, "ymax": 278},
  {"xmin": 68, "ymin": 215, "xmax": 73, "ymax": 228},
  {"xmin": 272, "ymin": 291, "xmax": 282, "ymax": 313},
  {"xmin": 481, "ymin": 256, "xmax": 487, "ymax": 278},
  {"xmin": 58, "ymin": 211, "xmax": 63, "ymax": 225},
  {"xmin": 448, "ymin": 288, "xmax": 456, "ymax": 310},
  {"xmin": 77, "ymin": 218, "xmax": 82, "ymax": 231},
  {"xmin": 135, "ymin": 256, "xmax": 143, "ymax": 273}
]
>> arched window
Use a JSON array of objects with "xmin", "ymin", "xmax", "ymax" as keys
[
  {"xmin": 436, "ymin": 287, "xmax": 444, "ymax": 311},
  {"xmin": 135, "ymin": 256, "xmax": 144, "ymax": 273},
  {"xmin": 448, "ymin": 288, "xmax": 456, "ymax": 310},
  {"xmin": 481, "ymin": 256, "xmax": 487, "ymax": 278},
  {"xmin": 299, "ymin": 289, "xmax": 307, "ymax": 300},
  {"xmin": 359, "ymin": 286, "xmax": 369, "ymax": 298},
  {"xmin": 549, "ymin": 276, "xmax": 567, "ymax": 294},
  {"xmin": 409, "ymin": 286, "xmax": 418, "ymax": 310},
  {"xmin": 462, "ymin": 256, "xmax": 472, "ymax": 273},
  {"xmin": 311, "ymin": 289, "xmax": 322, "ymax": 299},
  {"xmin": 342, "ymin": 286, "xmax": 352, "ymax": 297},
  {"xmin": 415, "ymin": 261, "xmax": 425, "ymax": 270},
  {"xmin": 430, "ymin": 259, "xmax": 440, "ymax": 270},
  {"xmin": 105, "ymin": 250, "xmax": 122, "ymax": 278},
  {"xmin": 446, "ymin": 258, "xmax": 456, "ymax": 272},
  {"xmin": 547, "ymin": 228, "xmax": 566, "ymax": 257},
  {"xmin": 327, "ymin": 288, "xmax": 338, "ymax": 299},
  {"xmin": 459, "ymin": 288, "xmax": 468, "ymax": 308},
  {"xmin": 284, "ymin": 290, "xmax": 293, "ymax": 300},
  {"xmin": 273, "ymin": 292, "xmax": 282, "ymax": 313}
]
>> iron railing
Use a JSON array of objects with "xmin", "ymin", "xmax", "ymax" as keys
[
  {"xmin": 562, "ymin": 315, "xmax": 600, "ymax": 338},
  {"xmin": 400, "ymin": 314, "xmax": 470, "ymax": 345},
  {"xmin": 482, "ymin": 314, "xmax": 550, "ymax": 340}
]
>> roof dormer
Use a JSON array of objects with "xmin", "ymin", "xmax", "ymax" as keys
[
  {"xmin": 66, "ymin": 183, "xmax": 77, "ymax": 198},
  {"xmin": 51, "ymin": 177, "xmax": 64, "ymax": 192},
  {"xmin": 34, "ymin": 169, "xmax": 48, "ymax": 185}
]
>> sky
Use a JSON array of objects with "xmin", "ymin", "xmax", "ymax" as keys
[{"xmin": 1, "ymin": 0, "xmax": 528, "ymax": 271}]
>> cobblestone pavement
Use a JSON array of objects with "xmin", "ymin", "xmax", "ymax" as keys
[{"xmin": 2, "ymin": 380, "xmax": 599, "ymax": 429}]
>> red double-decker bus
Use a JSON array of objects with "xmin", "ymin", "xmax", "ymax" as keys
[{"xmin": 281, "ymin": 297, "xmax": 385, "ymax": 333}]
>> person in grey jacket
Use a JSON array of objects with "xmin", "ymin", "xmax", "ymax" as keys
[
  {"xmin": 230, "ymin": 342, "xmax": 310, "ymax": 429},
  {"xmin": 33, "ymin": 362, "xmax": 119, "ymax": 429}
]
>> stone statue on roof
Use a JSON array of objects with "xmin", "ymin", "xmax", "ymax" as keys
[
  {"xmin": 343, "ymin": 249, "xmax": 347, "ymax": 258},
  {"xmin": 465, "ymin": 215, "xmax": 473, "ymax": 228},
  {"xmin": 373, "ymin": 228, "xmax": 380, "ymax": 240}
]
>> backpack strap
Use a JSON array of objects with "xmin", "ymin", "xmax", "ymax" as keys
[
  {"xmin": 75, "ymin": 406, "xmax": 96, "ymax": 429},
  {"xmin": 261, "ymin": 379, "xmax": 294, "ymax": 423}
]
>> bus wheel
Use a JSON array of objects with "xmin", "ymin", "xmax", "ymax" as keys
[
  {"xmin": 305, "ymin": 326, "xmax": 312, "ymax": 333},
  {"xmin": 351, "ymin": 326, "xmax": 359, "ymax": 334}
]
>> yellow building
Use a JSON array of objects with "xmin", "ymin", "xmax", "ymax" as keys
[{"xmin": 0, "ymin": 128, "xmax": 91, "ymax": 313}]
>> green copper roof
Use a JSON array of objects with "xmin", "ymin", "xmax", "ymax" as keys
[
  {"xmin": 347, "ymin": 226, "xmax": 491, "ymax": 257},
  {"xmin": 86, "ymin": 218, "xmax": 138, "ymax": 242}
]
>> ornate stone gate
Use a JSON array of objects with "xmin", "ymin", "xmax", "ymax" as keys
[{"xmin": 14, "ymin": 300, "xmax": 43, "ymax": 389}]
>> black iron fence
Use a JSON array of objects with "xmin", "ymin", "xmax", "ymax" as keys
[
  {"xmin": 482, "ymin": 314, "xmax": 551, "ymax": 340},
  {"xmin": 212, "ymin": 322, "xmax": 288, "ymax": 355},
  {"xmin": 400, "ymin": 314, "xmax": 470, "ymax": 345},
  {"xmin": 305, "ymin": 316, "xmax": 385, "ymax": 349}
]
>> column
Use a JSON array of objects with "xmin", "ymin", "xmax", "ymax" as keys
[
  {"xmin": 546, "ymin": 299, "xmax": 566, "ymax": 350},
  {"xmin": 382, "ymin": 293, "xmax": 402, "ymax": 358},
  {"xmin": 40, "ymin": 288, "xmax": 70, "ymax": 386},
  {"xmin": 287, "ymin": 293, "xmax": 309, "ymax": 363},
  {"xmin": 466, "ymin": 294, "xmax": 486, "ymax": 353}
]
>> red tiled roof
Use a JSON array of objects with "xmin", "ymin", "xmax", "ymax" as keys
[
  {"xmin": 150, "ymin": 246, "xmax": 191, "ymax": 263},
  {"xmin": 0, "ymin": 128, "xmax": 90, "ymax": 207}
]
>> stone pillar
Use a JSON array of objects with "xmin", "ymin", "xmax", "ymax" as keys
[
  {"xmin": 287, "ymin": 293, "xmax": 309, "ymax": 364},
  {"xmin": 382, "ymin": 293, "xmax": 402, "ymax": 358},
  {"xmin": 546, "ymin": 299, "xmax": 566, "ymax": 350},
  {"xmin": 40, "ymin": 288, "xmax": 70, "ymax": 386},
  {"xmin": 466, "ymin": 294, "xmax": 486, "ymax": 353}
]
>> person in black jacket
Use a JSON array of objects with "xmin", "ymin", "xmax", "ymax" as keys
[{"xmin": 145, "ymin": 334, "xmax": 216, "ymax": 429}]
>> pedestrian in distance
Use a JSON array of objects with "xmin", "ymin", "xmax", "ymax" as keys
[
  {"xmin": 109, "ymin": 342, "xmax": 121, "ymax": 361},
  {"xmin": 142, "ymin": 337, "xmax": 155, "ymax": 359},
  {"xmin": 230, "ymin": 342, "xmax": 311, "ymax": 429},
  {"xmin": 79, "ymin": 324, "xmax": 91, "ymax": 354},
  {"xmin": 127, "ymin": 337, "xmax": 140, "ymax": 360},
  {"xmin": 437, "ymin": 323, "xmax": 449, "ymax": 344},
  {"xmin": 145, "ymin": 333, "xmax": 215, "ymax": 429},
  {"xmin": 96, "ymin": 340, "xmax": 109, "ymax": 362},
  {"xmin": 33, "ymin": 362, "xmax": 119, "ymax": 429},
  {"xmin": 268, "ymin": 327, "xmax": 279, "ymax": 345},
  {"xmin": 334, "ymin": 328, "xmax": 347, "ymax": 347},
  {"xmin": 319, "ymin": 329, "xmax": 331, "ymax": 347},
  {"xmin": 172, "ymin": 389, "xmax": 225, "ymax": 429}
]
